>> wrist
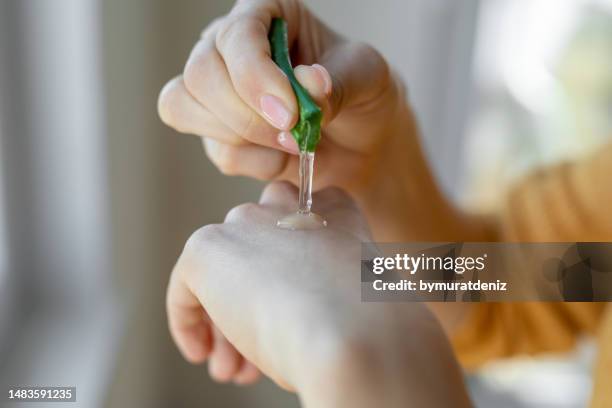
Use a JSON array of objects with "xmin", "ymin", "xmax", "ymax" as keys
[
  {"xmin": 357, "ymin": 104, "xmax": 493, "ymax": 242},
  {"xmin": 296, "ymin": 324, "xmax": 405, "ymax": 408}
]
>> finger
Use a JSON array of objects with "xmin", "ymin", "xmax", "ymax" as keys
[
  {"xmin": 294, "ymin": 64, "xmax": 332, "ymax": 98},
  {"xmin": 324, "ymin": 43, "xmax": 391, "ymax": 118},
  {"xmin": 200, "ymin": 17, "xmax": 224, "ymax": 41},
  {"xmin": 158, "ymin": 76, "xmax": 245, "ymax": 145},
  {"xmin": 273, "ymin": 64, "xmax": 333, "ymax": 154},
  {"xmin": 208, "ymin": 327, "xmax": 243, "ymax": 383},
  {"xmin": 215, "ymin": 9, "xmax": 299, "ymax": 131},
  {"xmin": 166, "ymin": 270, "xmax": 213, "ymax": 364},
  {"xmin": 203, "ymin": 138, "xmax": 291, "ymax": 180},
  {"xmin": 294, "ymin": 64, "xmax": 333, "ymax": 125},
  {"xmin": 184, "ymin": 40, "xmax": 286, "ymax": 149},
  {"xmin": 233, "ymin": 360, "xmax": 262, "ymax": 385},
  {"xmin": 276, "ymin": 131, "xmax": 300, "ymax": 155},
  {"xmin": 224, "ymin": 202, "xmax": 278, "ymax": 226}
]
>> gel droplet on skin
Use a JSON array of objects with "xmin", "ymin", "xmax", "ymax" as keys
[
  {"xmin": 276, "ymin": 211, "xmax": 327, "ymax": 230},
  {"xmin": 277, "ymin": 152, "xmax": 327, "ymax": 230}
]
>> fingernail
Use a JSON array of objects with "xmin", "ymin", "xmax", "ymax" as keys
[
  {"xmin": 260, "ymin": 94, "xmax": 292, "ymax": 130},
  {"xmin": 312, "ymin": 64, "xmax": 332, "ymax": 95},
  {"xmin": 277, "ymin": 131, "xmax": 299, "ymax": 154}
]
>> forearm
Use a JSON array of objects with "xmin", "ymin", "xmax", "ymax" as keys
[
  {"xmin": 357, "ymin": 104, "xmax": 495, "ymax": 242},
  {"xmin": 300, "ymin": 372, "xmax": 472, "ymax": 408},
  {"xmin": 297, "ymin": 312, "xmax": 473, "ymax": 408}
]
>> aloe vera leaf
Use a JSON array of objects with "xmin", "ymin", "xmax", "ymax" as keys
[{"xmin": 268, "ymin": 18, "xmax": 322, "ymax": 153}]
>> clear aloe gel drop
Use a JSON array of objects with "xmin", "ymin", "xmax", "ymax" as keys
[{"xmin": 276, "ymin": 152, "xmax": 327, "ymax": 230}]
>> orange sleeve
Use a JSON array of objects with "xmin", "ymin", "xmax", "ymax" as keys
[
  {"xmin": 453, "ymin": 302, "xmax": 605, "ymax": 369},
  {"xmin": 452, "ymin": 143, "xmax": 612, "ymax": 370},
  {"xmin": 592, "ymin": 307, "xmax": 612, "ymax": 408}
]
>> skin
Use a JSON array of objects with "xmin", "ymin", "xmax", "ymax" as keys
[
  {"xmin": 159, "ymin": 0, "xmax": 490, "ymax": 401},
  {"xmin": 167, "ymin": 182, "xmax": 473, "ymax": 407},
  {"xmin": 158, "ymin": 0, "xmax": 492, "ymax": 242}
]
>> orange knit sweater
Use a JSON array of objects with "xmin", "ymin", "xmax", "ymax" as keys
[{"xmin": 452, "ymin": 143, "xmax": 612, "ymax": 407}]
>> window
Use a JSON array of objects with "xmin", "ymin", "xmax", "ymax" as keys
[{"xmin": 463, "ymin": 0, "xmax": 612, "ymax": 210}]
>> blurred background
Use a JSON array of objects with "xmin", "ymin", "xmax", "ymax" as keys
[{"xmin": 0, "ymin": 0, "xmax": 610, "ymax": 407}]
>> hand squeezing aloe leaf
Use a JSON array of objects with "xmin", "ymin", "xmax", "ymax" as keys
[
  {"xmin": 269, "ymin": 18, "xmax": 322, "ymax": 152},
  {"xmin": 269, "ymin": 18, "xmax": 327, "ymax": 230}
]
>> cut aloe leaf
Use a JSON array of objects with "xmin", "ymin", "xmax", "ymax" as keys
[{"xmin": 268, "ymin": 18, "xmax": 322, "ymax": 153}]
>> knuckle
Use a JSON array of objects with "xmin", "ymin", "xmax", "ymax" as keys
[
  {"xmin": 215, "ymin": 17, "xmax": 238, "ymax": 51},
  {"xmin": 183, "ymin": 58, "xmax": 201, "ymax": 95},
  {"xmin": 216, "ymin": 16, "xmax": 266, "ymax": 86},
  {"xmin": 202, "ymin": 139, "xmax": 221, "ymax": 166},
  {"xmin": 201, "ymin": 17, "xmax": 224, "ymax": 40},
  {"xmin": 225, "ymin": 134, "xmax": 250, "ymax": 147},
  {"xmin": 202, "ymin": 139, "xmax": 217, "ymax": 162},
  {"xmin": 253, "ymin": 164, "xmax": 283, "ymax": 181},
  {"xmin": 225, "ymin": 202, "xmax": 260, "ymax": 223},
  {"xmin": 238, "ymin": 111, "xmax": 266, "ymax": 144},
  {"xmin": 233, "ymin": 0, "xmax": 251, "ymax": 8},
  {"xmin": 354, "ymin": 41, "xmax": 380, "ymax": 59},
  {"xmin": 183, "ymin": 42, "xmax": 215, "ymax": 95},
  {"xmin": 262, "ymin": 180, "xmax": 295, "ymax": 199},
  {"xmin": 354, "ymin": 42, "xmax": 386, "ymax": 67},
  {"xmin": 184, "ymin": 224, "xmax": 223, "ymax": 255},
  {"xmin": 213, "ymin": 144, "xmax": 240, "ymax": 176},
  {"xmin": 259, "ymin": 180, "xmax": 298, "ymax": 207},
  {"xmin": 239, "ymin": 112, "xmax": 256, "ymax": 139},
  {"xmin": 215, "ymin": 15, "xmax": 249, "ymax": 51},
  {"xmin": 157, "ymin": 78, "xmax": 182, "ymax": 127},
  {"xmin": 354, "ymin": 41, "xmax": 391, "ymax": 89}
]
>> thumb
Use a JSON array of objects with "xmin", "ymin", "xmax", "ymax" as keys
[
  {"xmin": 294, "ymin": 43, "xmax": 391, "ymax": 124},
  {"xmin": 294, "ymin": 64, "xmax": 333, "ymax": 125}
]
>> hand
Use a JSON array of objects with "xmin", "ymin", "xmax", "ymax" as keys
[
  {"xmin": 156, "ymin": 0, "xmax": 484, "ymax": 242},
  {"xmin": 157, "ymin": 0, "xmax": 411, "ymax": 195},
  {"xmin": 166, "ymin": 182, "xmax": 472, "ymax": 407}
]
